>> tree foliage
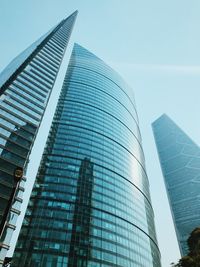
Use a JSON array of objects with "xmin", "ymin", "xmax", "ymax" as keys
[{"xmin": 173, "ymin": 228, "xmax": 200, "ymax": 267}]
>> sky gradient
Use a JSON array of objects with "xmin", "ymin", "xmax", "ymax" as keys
[{"xmin": 1, "ymin": 1, "xmax": 200, "ymax": 266}]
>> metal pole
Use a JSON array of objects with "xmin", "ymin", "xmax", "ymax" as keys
[
  {"xmin": 0, "ymin": 182, "xmax": 20, "ymax": 240},
  {"xmin": 2, "ymin": 257, "xmax": 12, "ymax": 267},
  {"xmin": 0, "ymin": 167, "xmax": 23, "ymax": 240}
]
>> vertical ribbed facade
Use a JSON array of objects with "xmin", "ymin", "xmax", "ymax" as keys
[
  {"xmin": 152, "ymin": 114, "xmax": 200, "ymax": 256},
  {"xmin": 0, "ymin": 11, "xmax": 77, "ymax": 264},
  {"xmin": 13, "ymin": 44, "xmax": 161, "ymax": 266}
]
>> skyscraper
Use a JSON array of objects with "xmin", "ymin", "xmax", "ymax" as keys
[
  {"xmin": 13, "ymin": 44, "xmax": 161, "ymax": 266},
  {"xmin": 0, "ymin": 11, "xmax": 77, "ymax": 264},
  {"xmin": 152, "ymin": 114, "xmax": 200, "ymax": 256}
]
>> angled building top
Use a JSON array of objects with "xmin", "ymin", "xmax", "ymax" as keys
[{"xmin": 0, "ymin": 10, "xmax": 78, "ymax": 94}]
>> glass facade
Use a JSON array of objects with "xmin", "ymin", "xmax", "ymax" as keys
[
  {"xmin": 13, "ymin": 44, "xmax": 161, "ymax": 266},
  {"xmin": 0, "ymin": 11, "xmax": 77, "ymax": 264},
  {"xmin": 152, "ymin": 114, "xmax": 200, "ymax": 256}
]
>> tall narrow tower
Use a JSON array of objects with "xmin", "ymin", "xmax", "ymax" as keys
[
  {"xmin": 152, "ymin": 114, "xmax": 200, "ymax": 256},
  {"xmin": 0, "ymin": 11, "xmax": 77, "ymax": 264},
  {"xmin": 13, "ymin": 44, "xmax": 161, "ymax": 267}
]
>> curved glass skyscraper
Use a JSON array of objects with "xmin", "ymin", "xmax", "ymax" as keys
[{"xmin": 13, "ymin": 44, "xmax": 161, "ymax": 266}]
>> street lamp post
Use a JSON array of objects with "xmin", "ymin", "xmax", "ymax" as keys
[
  {"xmin": 0, "ymin": 167, "xmax": 23, "ymax": 241},
  {"xmin": 2, "ymin": 257, "xmax": 12, "ymax": 267}
]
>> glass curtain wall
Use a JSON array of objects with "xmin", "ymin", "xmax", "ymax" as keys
[
  {"xmin": 152, "ymin": 114, "xmax": 200, "ymax": 256},
  {"xmin": 0, "ymin": 11, "xmax": 77, "ymax": 264},
  {"xmin": 13, "ymin": 44, "xmax": 161, "ymax": 267}
]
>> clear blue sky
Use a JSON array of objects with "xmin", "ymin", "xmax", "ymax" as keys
[{"xmin": 1, "ymin": 1, "xmax": 200, "ymax": 266}]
